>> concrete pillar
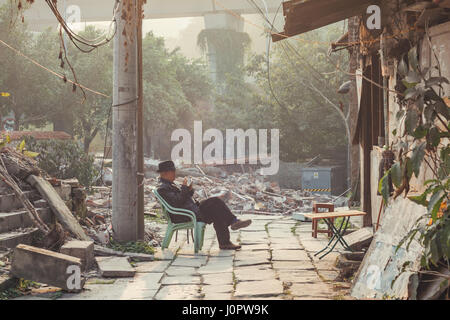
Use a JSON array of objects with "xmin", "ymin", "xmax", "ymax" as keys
[
  {"xmin": 112, "ymin": 0, "xmax": 139, "ymax": 242},
  {"xmin": 203, "ymin": 12, "xmax": 244, "ymax": 82}
]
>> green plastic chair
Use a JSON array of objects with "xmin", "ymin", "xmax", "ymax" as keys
[{"xmin": 152, "ymin": 188, "xmax": 206, "ymax": 253}]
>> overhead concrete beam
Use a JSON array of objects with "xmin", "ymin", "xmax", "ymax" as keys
[{"xmin": 0, "ymin": 0, "xmax": 283, "ymax": 31}]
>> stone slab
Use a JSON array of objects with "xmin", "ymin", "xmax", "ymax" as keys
[
  {"xmin": 235, "ymin": 250, "xmax": 270, "ymax": 262},
  {"xmin": 95, "ymin": 256, "xmax": 136, "ymax": 278},
  {"xmin": 234, "ymin": 266, "xmax": 276, "ymax": 282},
  {"xmin": 135, "ymin": 260, "xmax": 171, "ymax": 273},
  {"xmin": 277, "ymin": 270, "xmax": 320, "ymax": 283},
  {"xmin": 60, "ymin": 240, "xmax": 94, "ymax": 271},
  {"xmin": 270, "ymin": 242, "xmax": 301, "ymax": 250},
  {"xmin": 351, "ymin": 198, "xmax": 427, "ymax": 299},
  {"xmin": 11, "ymin": 244, "xmax": 84, "ymax": 291},
  {"xmin": 165, "ymin": 266, "xmax": 197, "ymax": 277},
  {"xmin": 202, "ymin": 284, "xmax": 233, "ymax": 294},
  {"xmin": 126, "ymin": 272, "xmax": 164, "ymax": 291},
  {"xmin": 198, "ymin": 264, "xmax": 233, "ymax": 275},
  {"xmin": 234, "ymin": 279, "xmax": 284, "ymax": 297},
  {"xmin": 239, "ymin": 243, "xmax": 270, "ymax": 251},
  {"xmin": 161, "ymin": 275, "xmax": 201, "ymax": 285},
  {"xmin": 202, "ymin": 273, "xmax": 233, "ymax": 285},
  {"xmin": 272, "ymin": 260, "xmax": 315, "ymax": 270},
  {"xmin": 271, "ymin": 249, "xmax": 309, "ymax": 261},
  {"xmin": 154, "ymin": 284, "xmax": 201, "ymax": 300},
  {"xmin": 153, "ymin": 248, "xmax": 176, "ymax": 261},
  {"xmin": 171, "ymin": 255, "xmax": 207, "ymax": 268},
  {"xmin": 208, "ymin": 249, "xmax": 235, "ymax": 257},
  {"xmin": 289, "ymin": 282, "xmax": 334, "ymax": 298},
  {"xmin": 343, "ymin": 227, "xmax": 373, "ymax": 251},
  {"xmin": 60, "ymin": 279, "xmax": 132, "ymax": 300}
]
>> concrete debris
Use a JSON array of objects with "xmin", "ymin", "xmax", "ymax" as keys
[
  {"xmin": 26, "ymin": 175, "xmax": 90, "ymax": 241},
  {"xmin": 351, "ymin": 197, "xmax": 427, "ymax": 299},
  {"xmin": 60, "ymin": 240, "xmax": 94, "ymax": 271},
  {"xmin": 143, "ymin": 170, "xmax": 348, "ymax": 217},
  {"xmin": 335, "ymin": 254, "xmax": 362, "ymax": 280},
  {"xmin": 342, "ymin": 227, "xmax": 373, "ymax": 251},
  {"xmin": 93, "ymin": 245, "xmax": 154, "ymax": 262},
  {"xmin": 95, "ymin": 256, "xmax": 136, "ymax": 278},
  {"xmin": 11, "ymin": 244, "xmax": 85, "ymax": 291}
]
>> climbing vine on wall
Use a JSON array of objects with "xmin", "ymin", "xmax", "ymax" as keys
[{"xmin": 197, "ymin": 28, "xmax": 251, "ymax": 82}]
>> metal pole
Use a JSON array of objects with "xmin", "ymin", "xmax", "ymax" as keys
[{"xmin": 112, "ymin": 0, "xmax": 139, "ymax": 242}]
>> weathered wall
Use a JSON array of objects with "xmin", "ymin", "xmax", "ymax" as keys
[
  {"xmin": 353, "ymin": 21, "xmax": 450, "ymax": 299},
  {"xmin": 421, "ymin": 21, "xmax": 450, "ymax": 97},
  {"xmin": 387, "ymin": 21, "xmax": 450, "ymax": 195}
]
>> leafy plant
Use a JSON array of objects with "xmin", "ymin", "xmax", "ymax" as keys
[
  {"xmin": 108, "ymin": 239, "xmax": 155, "ymax": 255},
  {"xmin": 379, "ymin": 45, "xmax": 449, "ymax": 276},
  {"xmin": 16, "ymin": 139, "xmax": 39, "ymax": 158},
  {"xmin": 0, "ymin": 133, "xmax": 11, "ymax": 149},
  {"xmin": 24, "ymin": 136, "xmax": 98, "ymax": 187}
]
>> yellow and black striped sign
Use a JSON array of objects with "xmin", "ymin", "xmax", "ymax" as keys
[{"xmin": 303, "ymin": 188, "xmax": 331, "ymax": 192}]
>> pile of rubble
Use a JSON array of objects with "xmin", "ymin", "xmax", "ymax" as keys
[
  {"xmin": 82, "ymin": 186, "xmax": 162, "ymax": 248},
  {"xmin": 84, "ymin": 163, "xmax": 349, "ymax": 245},
  {"xmin": 0, "ymin": 147, "xmax": 156, "ymax": 296},
  {"xmin": 143, "ymin": 168, "xmax": 349, "ymax": 216}
]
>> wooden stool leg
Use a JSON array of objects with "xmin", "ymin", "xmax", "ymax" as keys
[
  {"xmin": 312, "ymin": 204, "xmax": 317, "ymax": 238},
  {"xmin": 312, "ymin": 219, "xmax": 318, "ymax": 238}
]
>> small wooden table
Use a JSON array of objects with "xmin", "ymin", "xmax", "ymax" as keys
[{"xmin": 303, "ymin": 210, "xmax": 366, "ymax": 259}]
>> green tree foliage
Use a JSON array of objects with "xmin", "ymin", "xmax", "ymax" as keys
[
  {"xmin": 0, "ymin": 5, "xmax": 112, "ymax": 153},
  {"xmin": 207, "ymin": 24, "xmax": 349, "ymax": 163},
  {"xmin": 1, "ymin": 3, "xmax": 348, "ymax": 166},
  {"xmin": 24, "ymin": 137, "xmax": 98, "ymax": 187},
  {"xmin": 141, "ymin": 32, "xmax": 212, "ymax": 158},
  {"xmin": 0, "ymin": 5, "xmax": 47, "ymax": 130}
]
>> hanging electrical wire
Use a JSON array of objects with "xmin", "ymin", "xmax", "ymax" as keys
[{"xmin": 44, "ymin": 0, "xmax": 120, "ymax": 53}]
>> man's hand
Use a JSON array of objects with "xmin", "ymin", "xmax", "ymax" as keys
[{"xmin": 183, "ymin": 177, "xmax": 193, "ymax": 190}]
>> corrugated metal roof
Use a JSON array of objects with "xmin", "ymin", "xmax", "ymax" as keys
[{"xmin": 273, "ymin": 0, "xmax": 372, "ymax": 42}]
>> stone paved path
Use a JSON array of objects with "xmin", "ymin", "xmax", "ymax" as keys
[{"xmin": 17, "ymin": 214, "xmax": 352, "ymax": 300}]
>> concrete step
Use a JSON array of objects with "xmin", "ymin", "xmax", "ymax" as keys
[
  {"xmin": 0, "ymin": 228, "xmax": 39, "ymax": 248},
  {"xmin": 0, "ymin": 207, "xmax": 53, "ymax": 233},
  {"xmin": 0, "ymin": 191, "xmax": 41, "ymax": 212}
]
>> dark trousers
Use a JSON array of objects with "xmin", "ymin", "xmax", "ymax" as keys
[{"xmin": 198, "ymin": 197, "xmax": 237, "ymax": 246}]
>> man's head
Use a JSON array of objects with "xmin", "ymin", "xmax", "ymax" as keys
[{"xmin": 157, "ymin": 160, "xmax": 176, "ymax": 182}]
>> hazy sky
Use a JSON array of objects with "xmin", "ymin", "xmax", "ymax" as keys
[{"xmin": 71, "ymin": 13, "xmax": 285, "ymax": 60}]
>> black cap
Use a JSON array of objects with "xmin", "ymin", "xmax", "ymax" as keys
[{"xmin": 157, "ymin": 160, "xmax": 176, "ymax": 173}]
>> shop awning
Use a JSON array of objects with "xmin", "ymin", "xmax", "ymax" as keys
[{"xmin": 273, "ymin": 0, "xmax": 373, "ymax": 42}]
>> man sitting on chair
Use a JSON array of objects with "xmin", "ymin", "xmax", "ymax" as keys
[{"xmin": 156, "ymin": 160, "xmax": 251, "ymax": 250}]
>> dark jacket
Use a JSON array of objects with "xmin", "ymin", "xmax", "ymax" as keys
[{"xmin": 157, "ymin": 177, "xmax": 200, "ymax": 223}]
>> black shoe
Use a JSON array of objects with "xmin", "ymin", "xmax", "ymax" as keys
[
  {"xmin": 230, "ymin": 219, "xmax": 252, "ymax": 231},
  {"xmin": 219, "ymin": 242, "xmax": 242, "ymax": 250}
]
